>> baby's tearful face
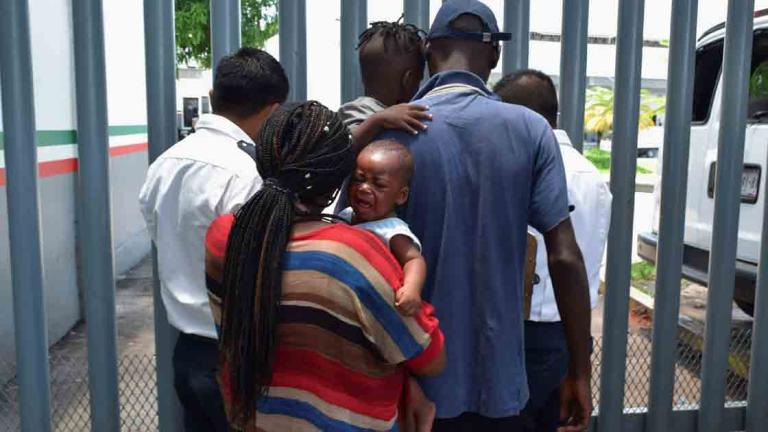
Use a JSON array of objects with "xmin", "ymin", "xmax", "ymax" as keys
[{"xmin": 348, "ymin": 146, "xmax": 410, "ymax": 223}]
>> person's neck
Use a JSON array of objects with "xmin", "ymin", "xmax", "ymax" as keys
[
  {"xmin": 364, "ymin": 89, "xmax": 397, "ymax": 107},
  {"xmin": 431, "ymin": 59, "xmax": 489, "ymax": 82}
]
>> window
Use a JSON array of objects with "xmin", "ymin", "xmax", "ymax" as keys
[
  {"xmin": 182, "ymin": 97, "xmax": 199, "ymax": 128},
  {"xmin": 748, "ymin": 31, "xmax": 768, "ymax": 122},
  {"xmin": 201, "ymin": 96, "xmax": 211, "ymax": 114},
  {"xmin": 691, "ymin": 40, "xmax": 723, "ymax": 124}
]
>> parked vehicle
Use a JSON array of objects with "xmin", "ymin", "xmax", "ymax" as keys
[{"xmin": 637, "ymin": 11, "xmax": 768, "ymax": 315}]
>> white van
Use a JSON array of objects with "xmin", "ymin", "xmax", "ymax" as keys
[{"xmin": 637, "ymin": 12, "xmax": 768, "ymax": 315}]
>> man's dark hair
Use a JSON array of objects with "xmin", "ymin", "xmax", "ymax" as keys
[
  {"xmin": 493, "ymin": 69, "xmax": 559, "ymax": 127},
  {"xmin": 211, "ymin": 47, "xmax": 289, "ymax": 118}
]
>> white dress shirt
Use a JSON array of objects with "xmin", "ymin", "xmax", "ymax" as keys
[
  {"xmin": 527, "ymin": 129, "xmax": 612, "ymax": 322},
  {"xmin": 139, "ymin": 114, "xmax": 262, "ymax": 338}
]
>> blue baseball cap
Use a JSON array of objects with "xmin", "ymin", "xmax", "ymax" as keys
[{"xmin": 427, "ymin": 0, "xmax": 511, "ymax": 43}]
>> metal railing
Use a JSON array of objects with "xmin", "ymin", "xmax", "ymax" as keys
[{"xmin": 1, "ymin": 0, "xmax": 767, "ymax": 431}]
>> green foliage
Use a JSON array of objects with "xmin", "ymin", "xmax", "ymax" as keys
[
  {"xmin": 176, "ymin": 0, "xmax": 279, "ymax": 68},
  {"xmin": 630, "ymin": 261, "xmax": 656, "ymax": 283},
  {"xmin": 750, "ymin": 62, "xmax": 768, "ymax": 99},
  {"xmin": 584, "ymin": 87, "xmax": 666, "ymax": 135},
  {"xmin": 584, "ymin": 148, "xmax": 652, "ymax": 175}
]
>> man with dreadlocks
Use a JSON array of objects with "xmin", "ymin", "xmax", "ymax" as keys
[
  {"xmin": 139, "ymin": 48, "xmax": 288, "ymax": 431},
  {"xmin": 204, "ymin": 101, "xmax": 446, "ymax": 432},
  {"xmin": 339, "ymin": 17, "xmax": 432, "ymax": 148}
]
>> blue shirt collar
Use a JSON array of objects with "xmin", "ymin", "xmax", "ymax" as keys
[{"xmin": 413, "ymin": 70, "xmax": 495, "ymax": 100}]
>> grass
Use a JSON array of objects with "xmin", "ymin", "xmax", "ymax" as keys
[
  {"xmin": 584, "ymin": 148, "xmax": 653, "ymax": 175},
  {"xmin": 631, "ymin": 261, "xmax": 657, "ymax": 282}
]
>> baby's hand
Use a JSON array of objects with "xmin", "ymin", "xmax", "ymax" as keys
[
  {"xmin": 372, "ymin": 104, "xmax": 431, "ymax": 135},
  {"xmin": 396, "ymin": 283, "xmax": 422, "ymax": 316}
]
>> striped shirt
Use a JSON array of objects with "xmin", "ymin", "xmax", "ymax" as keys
[{"xmin": 205, "ymin": 215, "xmax": 444, "ymax": 432}]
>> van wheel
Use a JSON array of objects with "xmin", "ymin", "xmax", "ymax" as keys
[{"xmin": 735, "ymin": 298, "xmax": 754, "ymax": 316}]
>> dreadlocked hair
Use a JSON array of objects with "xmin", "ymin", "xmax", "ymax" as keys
[
  {"xmin": 219, "ymin": 101, "xmax": 354, "ymax": 427},
  {"xmin": 357, "ymin": 15, "xmax": 426, "ymax": 56}
]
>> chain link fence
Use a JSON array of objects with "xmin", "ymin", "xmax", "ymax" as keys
[{"xmin": 0, "ymin": 328, "xmax": 754, "ymax": 431}]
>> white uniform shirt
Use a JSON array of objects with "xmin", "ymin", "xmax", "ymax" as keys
[
  {"xmin": 528, "ymin": 129, "xmax": 612, "ymax": 322},
  {"xmin": 139, "ymin": 114, "xmax": 262, "ymax": 338}
]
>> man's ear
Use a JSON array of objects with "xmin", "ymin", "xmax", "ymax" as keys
[
  {"xmin": 489, "ymin": 44, "xmax": 501, "ymax": 70},
  {"xmin": 396, "ymin": 185, "xmax": 410, "ymax": 206}
]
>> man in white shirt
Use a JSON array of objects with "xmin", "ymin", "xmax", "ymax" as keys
[
  {"xmin": 139, "ymin": 48, "xmax": 288, "ymax": 432},
  {"xmin": 494, "ymin": 70, "xmax": 612, "ymax": 432}
]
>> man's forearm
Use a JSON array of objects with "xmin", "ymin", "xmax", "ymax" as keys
[
  {"xmin": 544, "ymin": 218, "xmax": 592, "ymax": 378},
  {"xmin": 550, "ymin": 253, "xmax": 592, "ymax": 377}
]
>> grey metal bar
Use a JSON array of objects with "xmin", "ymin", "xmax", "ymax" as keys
[
  {"xmin": 278, "ymin": 0, "xmax": 307, "ymax": 101},
  {"xmin": 143, "ymin": 1, "xmax": 183, "ymax": 431},
  {"xmin": 598, "ymin": 0, "xmax": 645, "ymax": 430},
  {"xmin": 645, "ymin": 1, "xmax": 698, "ymax": 431},
  {"xmin": 559, "ymin": 0, "xmax": 589, "ymax": 152},
  {"xmin": 590, "ymin": 405, "xmax": 747, "ymax": 432},
  {"xmin": 211, "ymin": 0, "xmax": 241, "ymax": 71},
  {"xmin": 748, "ymin": 72, "xmax": 768, "ymax": 432},
  {"xmin": 502, "ymin": 0, "xmax": 530, "ymax": 74},
  {"xmin": 341, "ymin": 0, "xmax": 367, "ymax": 103},
  {"xmin": 404, "ymin": 0, "xmax": 430, "ymax": 32},
  {"xmin": 71, "ymin": 0, "xmax": 120, "ymax": 429},
  {"xmin": 699, "ymin": 1, "xmax": 754, "ymax": 431},
  {"xmin": 0, "ymin": 1, "xmax": 52, "ymax": 431}
]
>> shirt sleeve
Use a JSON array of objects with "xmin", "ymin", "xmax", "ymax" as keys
[
  {"xmin": 204, "ymin": 214, "xmax": 235, "ymax": 331},
  {"xmin": 528, "ymin": 125, "xmax": 570, "ymax": 233}
]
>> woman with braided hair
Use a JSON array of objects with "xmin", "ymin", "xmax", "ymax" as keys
[{"xmin": 204, "ymin": 101, "xmax": 445, "ymax": 432}]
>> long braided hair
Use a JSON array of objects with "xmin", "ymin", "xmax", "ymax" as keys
[
  {"xmin": 219, "ymin": 101, "xmax": 354, "ymax": 426},
  {"xmin": 357, "ymin": 15, "xmax": 426, "ymax": 55}
]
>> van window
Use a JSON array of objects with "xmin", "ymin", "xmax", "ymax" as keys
[
  {"xmin": 691, "ymin": 40, "xmax": 723, "ymax": 124},
  {"xmin": 748, "ymin": 31, "xmax": 768, "ymax": 122}
]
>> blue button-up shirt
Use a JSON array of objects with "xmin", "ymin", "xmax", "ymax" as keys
[{"xmin": 379, "ymin": 70, "xmax": 569, "ymax": 418}]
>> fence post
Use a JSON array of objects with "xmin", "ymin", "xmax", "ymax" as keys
[
  {"xmin": 598, "ymin": 0, "xmax": 645, "ymax": 430},
  {"xmin": 71, "ymin": 0, "xmax": 121, "ymax": 429},
  {"xmin": 0, "ymin": 1, "xmax": 52, "ymax": 431},
  {"xmin": 404, "ymin": 0, "xmax": 429, "ymax": 32},
  {"xmin": 143, "ymin": 1, "xmax": 183, "ymax": 431},
  {"xmin": 645, "ymin": 1, "xmax": 698, "ymax": 431},
  {"xmin": 341, "ymin": 0, "xmax": 367, "ymax": 104},
  {"xmin": 279, "ymin": 0, "xmax": 307, "ymax": 101},
  {"xmin": 502, "ymin": 0, "xmax": 529, "ymax": 75},
  {"xmin": 211, "ymin": 0, "xmax": 241, "ymax": 71},
  {"xmin": 699, "ymin": 1, "xmax": 754, "ymax": 431},
  {"xmin": 559, "ymin": 0, "xmax": 589, "ymax": 152}
]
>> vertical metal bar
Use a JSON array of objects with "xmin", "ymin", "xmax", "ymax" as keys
[
  {"xmin": 698, "ymin": 1, "xmax": 754, "ymax": 431},
  {"xmin": 144, "ymin": 1, "xmax": 183, "ymax": 431},
  {"xmin": 404, "ymin": 0, "xmax": 430, "ymax": 32},
  {"xmin": 71, "ymin": 0, "xmax": 120, "ymax": 429},
  {"xmin": 0, "ymin": 1, "xmax": 52, "ymax": 431},
  {"xmin": 278, "ymin": 0, "xmax": 307, "ymax": 101},
  {"xmin": 598, "ymin": 0, "xmax": 645, "ymax": 430},
  {"xmin": 341, "ymin": 0, "xmax": 367, "ymax": 103},
  {"xmin": 502, "ymin": 0, "xmax": 530, "ymax": 74},
  {"xmin": 559, "ymin": 0, "xmax": 589, "ymax": 152},
  {"xmin": 645, "ymin": 2, "xmax": 698, "ymax": 431},
  {"xmin": 211, "ymin": 0, "xmax": 241, "ymax": 71},
  {"xmin": 747, "ymin": 119, "xmax": 768, "ymax": 431}
]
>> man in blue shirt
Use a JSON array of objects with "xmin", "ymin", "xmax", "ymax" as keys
[{"xmin": 378, "ymin": 1, "xmax": 593, "ymax": 430}]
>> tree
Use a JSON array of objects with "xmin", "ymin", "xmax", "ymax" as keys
[
  {"xmin": 175, "ymin": 0, "xmax": 279, "ymax": 68},
  {"xmin": 584, "ymin": 86, "xmax": 666, "ymax": 142}
]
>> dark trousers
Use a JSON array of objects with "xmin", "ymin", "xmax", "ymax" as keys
[
  {"xmin": 173, "ymin": 332, "xmax": 229, "ymax": 432},
  {"xmin": 433, "ymin": 412, "xmax": 525, "ymax": 432},
  {"xmin": 519, "ymin": 321, "xmax": 569, "ymax": 432}
]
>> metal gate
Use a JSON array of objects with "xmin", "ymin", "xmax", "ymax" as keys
[{"xmin": 0, "ymin": 0, "xmax": 766, "ymax": 431}]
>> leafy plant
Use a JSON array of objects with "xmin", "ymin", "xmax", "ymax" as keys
[
  {"xmin": 176, "ymin": 0, "xmax": 279, "ymax": 68},
  {"xmin": 584, "ymin": 86, "xmax": 666, "ymax": 138},
  {"xmin": 584, "ymin": 148, "xmax": 653, "ymax": 175},
  {"xmin": 631, "ymin": 261, "xmax": 656, "ymax": 283}
]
